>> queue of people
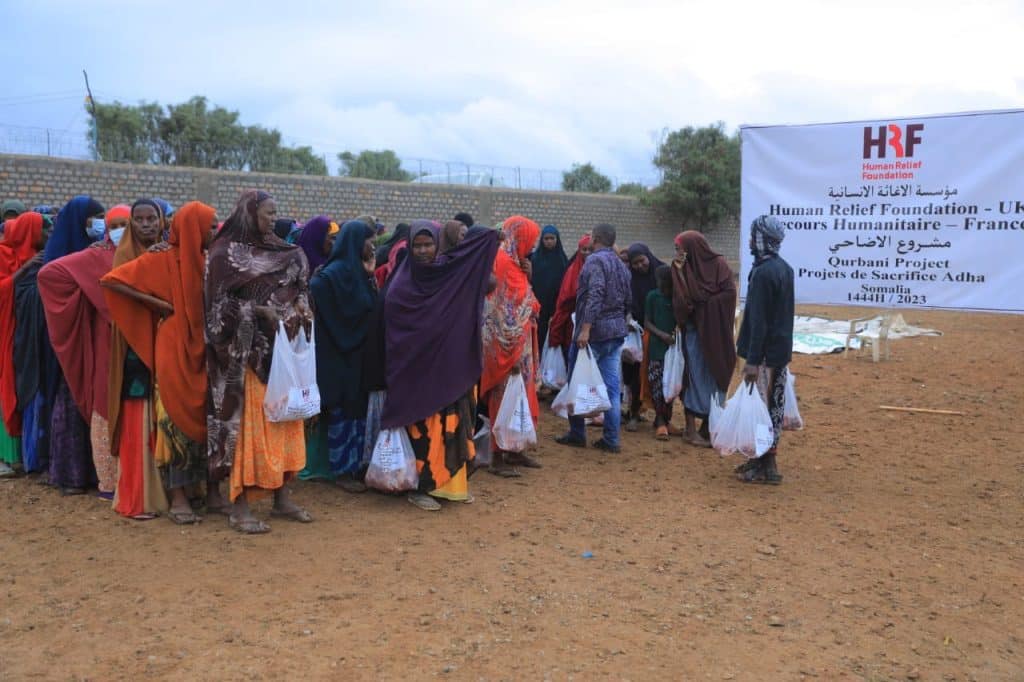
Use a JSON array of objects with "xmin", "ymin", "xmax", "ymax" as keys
[{"xmin": 0, "ymin": 191, "xmax": 795, "ymax": 533}]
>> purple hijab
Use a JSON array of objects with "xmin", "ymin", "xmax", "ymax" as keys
[
  {"xmin": 296, "ymin": 215, "xmax": 332, "ymax": 273},
  {"xmin": 381, "ymin": 221, "xmax": 500, "ymax": 429}
]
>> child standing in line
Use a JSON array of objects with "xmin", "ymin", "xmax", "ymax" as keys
[{"xmin": 644, "ymin": 265, "xmax": 678, "ymax": 440}]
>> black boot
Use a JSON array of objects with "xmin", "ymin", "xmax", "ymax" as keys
[
  {"xmin": 761, "ymin": 452, "xmax": 783, "ymax": 485},
  {"xmin": 736, "ymin": 457, "xmax": 765, "ymax": 482}
]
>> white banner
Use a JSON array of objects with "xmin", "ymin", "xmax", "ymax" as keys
[{"xmin": 740, "ymin": 110, "xmax": 1024, "ymax": 313}]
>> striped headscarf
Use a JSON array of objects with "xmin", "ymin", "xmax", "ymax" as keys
[{"xmin": 750, "ymin": 214, "xmax": 785, "ymax": 260}]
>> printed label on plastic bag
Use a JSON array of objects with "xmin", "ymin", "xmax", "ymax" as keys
[
  {"xmin": 575, "ymin": 383, "xmax": 610, "ymax": 414},
  {"xmin": 754, "ymin": 423, "xmax": 774, "ymax": 456}
]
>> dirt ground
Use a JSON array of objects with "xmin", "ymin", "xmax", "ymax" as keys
[{"xmin": 0, "ymin": 306, "xmax": 1021, "ymax": 681}]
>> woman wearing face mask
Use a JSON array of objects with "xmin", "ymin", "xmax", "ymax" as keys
[
  {"xmin": 103, "ymin": 202, "xmax": 218, "ymax": 522},
  {"xmin": 0, "ymin": 212, "xmax": 46, "ymax": 478},
  {"xmin": 205, "ymin": 190, "xmax": 314, "ymax": 534},
  {"xmin": 37, "ymin": 204, "xmax": 132, "ymax": 499},
  {"xmin": 380, "ymin": 221, "xmax": 500, "ymax": 511},
  {"xmin": 15, "ymin": 195, "xmax": 104, "ymax": 493},
  {"xmin": 101, "ymin": 204, "xmax": 131, "ymax": 243}
]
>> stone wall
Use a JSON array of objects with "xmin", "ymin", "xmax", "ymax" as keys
[{"xmin": 0, "ymin": 153, "xmax": 740, "ymax": 266}]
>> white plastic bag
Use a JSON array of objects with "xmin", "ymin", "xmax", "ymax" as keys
[
  {"xmin": 622, "ymin": 321, "xmax": 644, "ymax": 364},
  {"xmin": 551, "ymin": 381, "xmax": 570, "ymax": 419},
  {"xmin": 493, "ymin": 374, "xmax": 537, "ymax": 452},
  {"xmin": 782, "ymin": 371, "xmax": 804, "ymax": 431},
  {"xmin": 662, "ymin": 330, "xmax": 685, "ymax": 403},
  {"xmin": 566, "ymin": 346, "xmax": 611, "ymax": 418},
  {"xmin": 708, "ymin": 391, "xmax": 725, "ymax": 444},
  {"xmin": 540, "ymin": 333, "xmax": 568, "ymax": 390},
  {"xmin": 713, "ymin": 382, "xmax": 774, "ymax": 458},
  {"xmin": 473, "ymin": 417, "xmax": 493, "ymax": 467},
  {"xmin": 263, "ymin": 320, "xmax": 321, "ymax": 422},
  {"xmin": 365, "ymin": 427, "xmax": 418, "ymax": 493}
]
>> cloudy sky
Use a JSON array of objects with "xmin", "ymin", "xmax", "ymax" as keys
[{"xmin": 2, "ymin": 0, "xmax": 1021, "ymax": 183}]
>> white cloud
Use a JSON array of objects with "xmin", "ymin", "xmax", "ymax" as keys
[{"xmin": 2, "ymin": 0, "xmax": 1021, "ymax": 181}]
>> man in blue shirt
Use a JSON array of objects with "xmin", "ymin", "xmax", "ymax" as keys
[{"xmin": 555, "ymin": 223, "xmax": 632, "ymax": 452}]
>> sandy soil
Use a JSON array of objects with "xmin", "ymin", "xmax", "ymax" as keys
[{"xmin": 0, "ymin": 306, "xmax": 1021, "ymax": 681}]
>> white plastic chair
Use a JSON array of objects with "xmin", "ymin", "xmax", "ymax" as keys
[{"xmin": 844, "ymin": 314, "xmax": 894, "ymax": 362}]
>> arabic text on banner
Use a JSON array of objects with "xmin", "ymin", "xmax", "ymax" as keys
[{"xmin": 739, "ymin": 110, "xmax": 1024, "ymax": 313}]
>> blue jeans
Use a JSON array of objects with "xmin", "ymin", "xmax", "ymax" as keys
[{"xmin": 567, "ymin": 337, "xmax": 624, "ymax": 447}]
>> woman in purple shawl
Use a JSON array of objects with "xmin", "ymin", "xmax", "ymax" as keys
[
  {"xmin": 380, "ymin": 220, "xmax": 499, "ymax": 511},
  {"xmin": 295, "ymin": 216, "xmax": 334, "ymax": 277}
]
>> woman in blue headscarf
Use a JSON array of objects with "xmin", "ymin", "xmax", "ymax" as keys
[
  {"xmin": 301, "ymin": 220, "xmax": 377, "ymax": 490},
  {"xmin": 528, "ymin": 225, "xmax": 568, "ymax": 350},
  {"xmin": 18, "ymin": 195, "xmax": 104, "ymax": 493}
]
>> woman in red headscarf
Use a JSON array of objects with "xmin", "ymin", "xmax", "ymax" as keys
[
  {"xmin": 0, "ymin": 212, "xmax": 45, "ymax": 477},
  {"xmin": 547, "ymin": 234, "xmax": 594, "ymax": 360},
  {"xmin": 374, "ymin": 235, "xmax": 407, "ymax": 288},
  {"xmin": 481, "ymin": 216, "xmax": 541, "ymax": 477}
]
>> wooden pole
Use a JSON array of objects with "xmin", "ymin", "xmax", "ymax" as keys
[{"xmin": 878, "ymin": 405, "xmax": 965, "ymax": 416}]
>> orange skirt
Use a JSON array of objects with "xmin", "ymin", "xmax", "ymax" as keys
[{"xmin": 229, "ymin": 367, "xmax": 306, "ymax": 502}]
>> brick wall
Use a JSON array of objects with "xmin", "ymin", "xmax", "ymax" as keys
[{"xmin": 0, "ymin": 153, "xmax": 740, "ymax": 267}]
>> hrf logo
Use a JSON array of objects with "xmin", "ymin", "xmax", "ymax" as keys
[{"xmin": 862, "ymin": 123, "xmax": 924, "ymax": 158}]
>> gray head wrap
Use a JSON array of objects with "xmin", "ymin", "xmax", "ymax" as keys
[{"xmin": 750, "ymin": 214, "xmax": 785, "ymax": 259}]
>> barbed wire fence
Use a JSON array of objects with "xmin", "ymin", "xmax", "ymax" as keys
[{"xmin": 0, "ymin": 122, "xmax": 659, "ymax": 193}]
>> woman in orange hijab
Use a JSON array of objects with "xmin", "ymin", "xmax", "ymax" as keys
[
  {"xmin": 481, "ymin": 215, "xmax": 541, "ymax": 477},
  {"xmin": 102, "ymin": 201, "xmax": 221, "ymax": 524},
  {"xmin": 92, "ymin": 199, "xmax": 169, "ymax": 518},
  {"xmin": 0, "ymin": 212, "xmax": 45, "ymax": 477}
]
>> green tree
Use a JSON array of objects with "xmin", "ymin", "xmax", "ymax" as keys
[
  {"xmin": 649, "ymin": 122, "xmax": 740, "ymax": 230},
  {"xmin": 614, "ymin": 182, "xmax": 646, "ymax": 197},
  {"xmin": 159, "ymin": 97, "xmax": 246, "ymax": 169},
  {"xmin": 89, "ymin": 100, "xmax": 163, "ymax": 163},
  {"xmin": 87, "ymin": 96, "xmax": 327, "ymax": 175},
  {"xmin": 337, "ymin": 149, "xmax": 413, "ymax": 181},
  {"xmin": 561, "ymin": 162, "xmax": 612, "ymax": 193}
]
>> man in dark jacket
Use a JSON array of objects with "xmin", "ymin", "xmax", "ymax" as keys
[{"xmin": 736, "ymin": 215, "xmax": 794, "ymax": 484}]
